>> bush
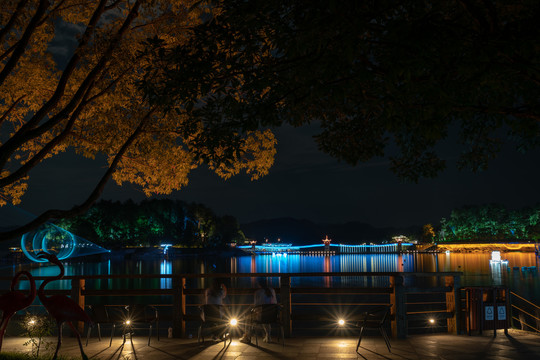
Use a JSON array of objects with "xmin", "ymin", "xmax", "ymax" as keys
[{"xmin": 19, "ymin": 313, "xmax": 54, "ymax": 358}]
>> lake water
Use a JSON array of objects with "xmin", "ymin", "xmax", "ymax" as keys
[{"xmin": 7, "ymin": 251, "xmax": 539, "ymax": 302}]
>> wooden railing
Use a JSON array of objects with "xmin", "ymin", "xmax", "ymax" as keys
[
  {"xmin": 510, "ymin": 291, "xmax": 540, "ymax": 333},
  {"xmin": 0, "ymin": 271, "xmax": 462, "ymax": 338}
]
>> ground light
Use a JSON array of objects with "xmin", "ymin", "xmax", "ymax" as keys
[
  {"xmin": 427, "ymin": 317, "xmax": 438, "ymax": 331},
  {"xmin": 333, "ymin": 317, "xmax": 352, "ymax": 337}
]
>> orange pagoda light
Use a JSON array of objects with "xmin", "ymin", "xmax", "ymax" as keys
[
  {"xmin": 323, "ymin": 235, "xmax": 332, "ymax": 252},
  {"xmin": 322, "ymin": 235, "xmax": 332, "ymax": 245}
]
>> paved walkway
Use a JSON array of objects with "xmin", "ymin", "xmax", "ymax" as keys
[{"xmin": 1, "ymin": 329, "xmax": 539, "ymax": 359}]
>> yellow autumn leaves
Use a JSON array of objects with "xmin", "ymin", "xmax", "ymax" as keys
[{"xmin": 0, "ymin": 0, "xmax": 277, "ymax": 208}]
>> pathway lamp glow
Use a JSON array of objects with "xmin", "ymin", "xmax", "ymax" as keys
[
  {"xmin": 230, "ymin": 318, "xmax": 238, "ymax": 327},
  {"xmin": 338, "ymin": 319, "xmax": 345, "ymax": 326}
]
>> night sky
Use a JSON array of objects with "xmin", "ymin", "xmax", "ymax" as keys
[
  {"xmin": 5, "ymin": 9, "xmax": 538, "ymax": 230},
  {"xmin": 15, "ymin": 122, "xmax": 540, "ymax": 229}
]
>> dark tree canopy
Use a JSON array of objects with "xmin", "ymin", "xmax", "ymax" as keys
[
  {"xmin": 439, "ymin": 203, "xmax": 540, "ymax": 242},
  {"xmin": 57, "ymin": 199, "xmax": 246, "ymax": 249},
  {"xmin": 142, "ymin": 0, "xmax": 540, "ymax": 182}
]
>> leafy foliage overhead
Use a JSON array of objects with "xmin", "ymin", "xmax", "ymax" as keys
[
  {"xmin": 0, "ymin": 0, "xmax": 276, "ymax": 240},
  {"xmin": 142, "ymin": 0, "xmax": 540, "ymax": 181}
]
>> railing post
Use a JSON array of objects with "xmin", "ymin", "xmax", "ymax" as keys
[
  {"xmin": 445, "ymin": 275, "xmax": 461, "ymax": 334},
  {"xmin": 172, "ymin": 276, "xmax": 186, "ymax": 338},
  {"xmin": 505, "ymin": 287, "xmax": 510, "ymax": 335},
  {"xmin": 455, "ymin": 275, "xmax": 462, "ymax": 334},
  {"xmin": 281, "ymin": 275, "xmax": 292, "ymax": 337},
  {"xmin": 71, "ymin": 278, "xmax": 85, "ymax": 335},
  {"xmin": 390, "ymin": 275, "xmax": 406, "ymax": 338}
]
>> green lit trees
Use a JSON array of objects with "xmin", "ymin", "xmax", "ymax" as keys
[
  {"xmin": 58, "ymin": 199, "xmax": 243, "ymax": 248},
  {"xmin": 439, "ymin": 204, "xmax": 540, "ymax": 242}
]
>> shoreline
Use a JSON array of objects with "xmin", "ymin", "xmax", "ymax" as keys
[
  {"xmin": 435, "ymin": 242, "xmax": 537, "ymax": 253},
  {"xmin": 2, "ymin": 243, "xmax": 537, "ymax": 265}
]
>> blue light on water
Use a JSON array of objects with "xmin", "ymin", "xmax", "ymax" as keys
[
  {"xmin": 238, "ymin": 243, "xmax": 414, "ymax": 253},
  {"xmin": 160, "ymin": 260, "xmax": 172, "ymax": 289},
  {"xmin": 12, "ymin": 252, "xmax": 539, "ymax": 302},
  {"xmin": 21, "ymin": 223, "xmax": 109, "ymax": 262}
]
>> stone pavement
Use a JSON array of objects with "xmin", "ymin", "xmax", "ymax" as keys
[{"xmin": 1, "ymin": 329, "xmax": 539, "ymax": 359}]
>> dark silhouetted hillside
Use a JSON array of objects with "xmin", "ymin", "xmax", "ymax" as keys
[{"xmin": 241, "ymin": 218, "xmax": 421, "ymax": 245}]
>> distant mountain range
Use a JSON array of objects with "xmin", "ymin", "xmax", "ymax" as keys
[{"xmin": 241, "ymin": 218, "xmax": 422, "ymax": 245}]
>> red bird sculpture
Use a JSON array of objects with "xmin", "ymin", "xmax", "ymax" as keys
[
  {"xmin": 37, "ymin": 252, "xmax": 92, "ymax": 360},
  {"xmin": 0, "ymin": 270, "xmax": 36, "ymax": 351}
]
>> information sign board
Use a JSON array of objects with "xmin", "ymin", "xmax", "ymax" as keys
[
  {"xmin": 485, "ymin": 306, "xmax": 494, "ymax": 321},
  {"xmin": 498, "ymin": 306, "xmax": 506, "ymax": 320}
]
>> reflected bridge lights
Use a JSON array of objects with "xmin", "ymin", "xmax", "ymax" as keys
[{"xmin": 489, "ymin": 251, "xmax": 508, "ymax": 265}]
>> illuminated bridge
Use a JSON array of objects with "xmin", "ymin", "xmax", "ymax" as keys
[{"xmin": 237, "ymin": 242, "xmax": 414, "ymax": 254}]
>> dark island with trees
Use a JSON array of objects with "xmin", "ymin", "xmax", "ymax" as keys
[
  {"xmin": 52, "ymin": 199, "xmax": 540, "ymax": 253},
  {"xmin": 55, "ymin": 199, "xmax": 246, "ymax": 250},
  {"xmin": 434, "ymin": 204, "xmax": 540, "ymax": 243}
]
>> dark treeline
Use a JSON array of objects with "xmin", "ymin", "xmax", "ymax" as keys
[
  {"xmin": 57, "ymin": 199, "xmax": 246, "ymax": 249},
  {"xmin": 437, "ymin": 204, "xmax": 540, "ymax": 243}
]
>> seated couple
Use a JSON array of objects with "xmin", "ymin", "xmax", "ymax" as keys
[{"xmin": 239, "ymin": 278, "xmax": 277, "ymax": 344}]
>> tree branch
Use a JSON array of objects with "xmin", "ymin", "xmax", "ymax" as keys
[
  {"xmin": 0, "ymin": 0, "xmax": 141, "ymax": 172},
  {"xmin": 0, "ymin": 0, "xmax": 108, "ymax": 171},
  {"xmin": 0, "ymin": 0, "xmax": 29, "ymax": 44},
  {"xmin": 0, "ymin": 106, "xmax": 156, "ymax": 241},
  {"xmin": 85, "ymin": 65, "xmax": 135, "ymax": 104},
  {"xmin": 0, "ymin": 0, "xmax": 48, "ymax": 88},
  {"xmin": 0, "ymin": 42, "xmax": 17, "ymax": 63},
  {"xmin": 0, "ymin": 95, "xmax": 25, "ymax": 128},
  {"xmin": 0, "ymin": 85, "xmax": 93, "ymax": 188}
]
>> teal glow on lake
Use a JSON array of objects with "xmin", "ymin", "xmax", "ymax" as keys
[{"xmin": 7, "ymin": 252, "xmax": 539, "ymax": 302}]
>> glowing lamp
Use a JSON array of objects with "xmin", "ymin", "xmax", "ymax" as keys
[
  {"xmin": 125, "ymin": 320, "xmax": 131, "ymax": 325},
  {"xmin": 230, "ymin": 318, "xmax": 238, "ymax": 326},
  {"xmin": 338, "ymin": 319, "xmax": 345, "ymax": 326},
  {"xmin": 429, "ymin": 318, "xmax": 435, "ymax": 325}
]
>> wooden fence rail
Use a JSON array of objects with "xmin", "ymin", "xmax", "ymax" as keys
[{"xmin": 0, "ymin": 271, "xmax": 462, "ymax": 338}]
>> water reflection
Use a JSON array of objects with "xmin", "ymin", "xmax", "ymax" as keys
[
  {"xmin": 6, "ymin": 252, "xmax": 539, "ymax": 300},
  {"xmin": 490, "ymin": 263, "xmax": 503, "ymax": 286},
  {"xmin": 324, "ymin": 255, "xmax": 331, "ymax": 287},
  {"xmin": 160, "ymin": 260, "xmax": 172, "ymax": 289}
]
